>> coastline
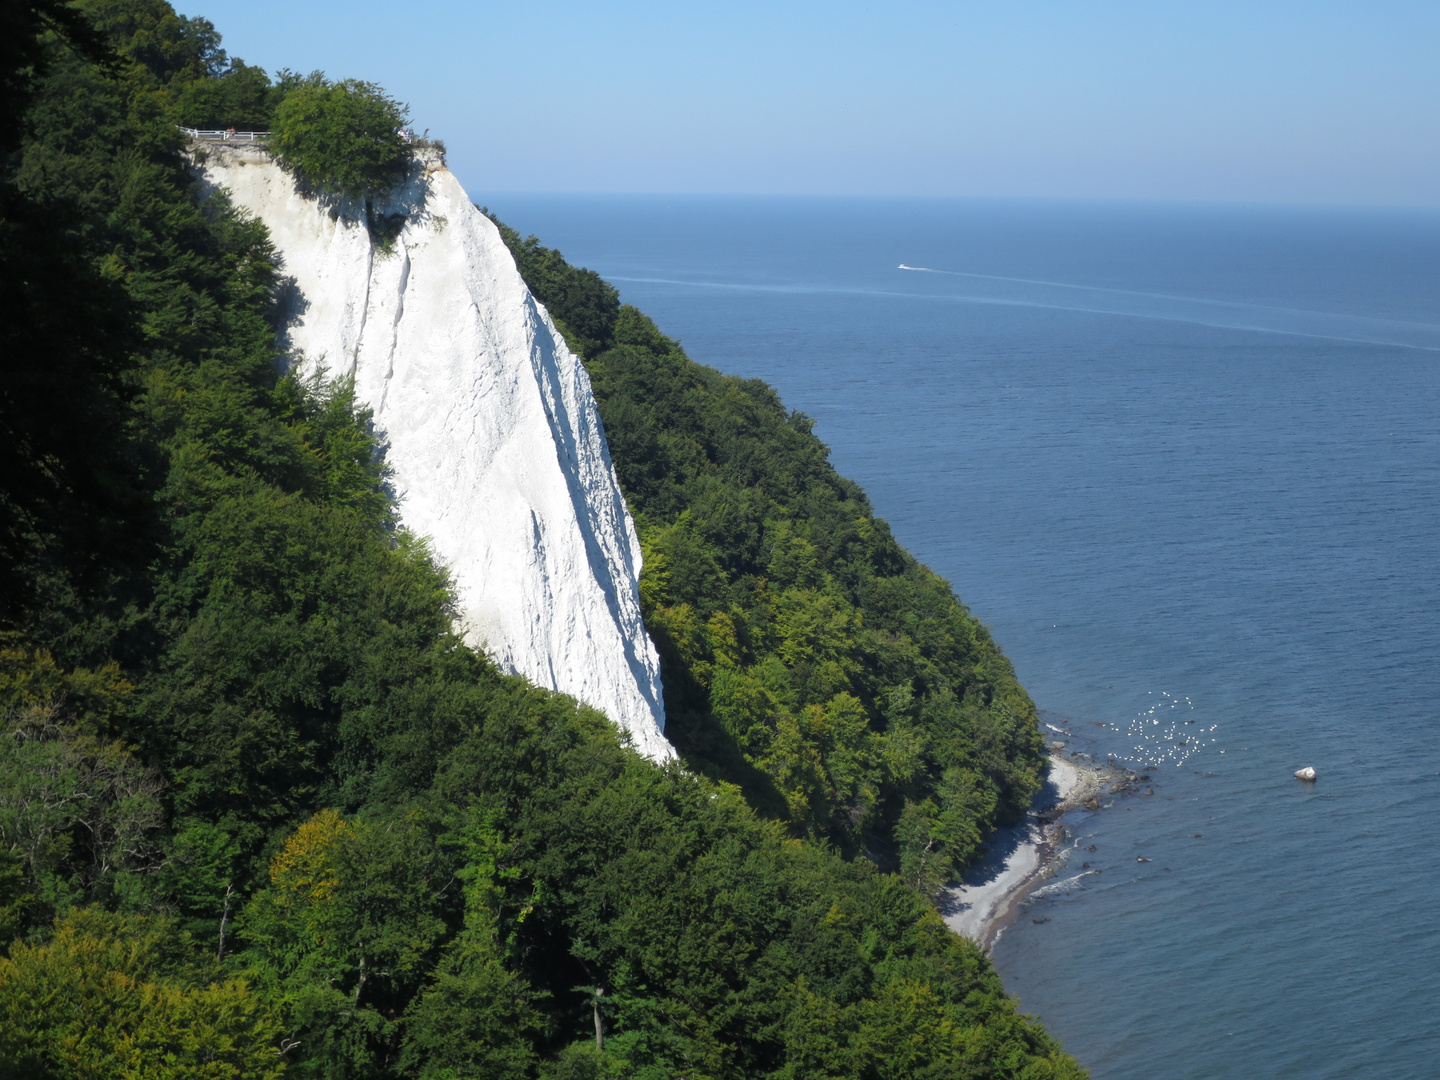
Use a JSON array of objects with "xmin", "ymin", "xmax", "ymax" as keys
[{"xmin": 941, "ymin": 753, "xmax": 1109, "ymax": 950}]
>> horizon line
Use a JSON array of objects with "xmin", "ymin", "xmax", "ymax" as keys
[{"xmin": 468, "ymin": 187, "xmax": 1440, "ymax": 213}]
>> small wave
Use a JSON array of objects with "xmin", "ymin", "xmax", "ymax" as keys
[{"xmin": 1031, "ymin": 871, "xmax": 1098, "ymax": 899}]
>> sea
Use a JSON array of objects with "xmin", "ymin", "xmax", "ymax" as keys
[{"xmin": 486, "ymin": 192, "xmax": 1440, "ymax": 1080}]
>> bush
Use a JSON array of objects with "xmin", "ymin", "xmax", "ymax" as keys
[{"xmin": 271, "ymin": 78, "xmax": 410, "ymax": 199}]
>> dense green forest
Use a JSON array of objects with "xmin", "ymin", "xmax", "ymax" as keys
[{"xmin": 0, "ymin": 1, "xmax": 1081, "ymax": 1077}]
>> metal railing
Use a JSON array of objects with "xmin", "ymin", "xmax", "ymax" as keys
[{"xmin": 180, "ymin": 127, "xmax": 271, "ymax": 142}]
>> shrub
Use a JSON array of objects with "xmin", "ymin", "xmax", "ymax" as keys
[{"xmin": 270, "ymin": 78, "xmax": 410, "ymax": 199}]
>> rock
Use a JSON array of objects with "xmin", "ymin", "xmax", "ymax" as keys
[
  {"xmin": 1136, "ymin": 856, "xmax": 1151, "ymax": 863},
  {"xmin": 1294, "ymin": 766, "xmax": 1317, "ymax": 782},
  {"xmin": 197, "ymin": 146, "xmax": 672, "ymax": 759},
  {"xmin": 1032, "ymin": 917, "xmax": 1051, "ymax": 924}
]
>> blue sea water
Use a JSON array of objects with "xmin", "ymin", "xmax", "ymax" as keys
[{"xmin": 487, "ymin": 193, "xmax": 1440, "ymax": 1079}]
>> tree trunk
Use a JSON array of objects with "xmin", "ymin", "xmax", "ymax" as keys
[{"xmin": 216, "ymin": 883, "xmax": 235, "ymax": 961}]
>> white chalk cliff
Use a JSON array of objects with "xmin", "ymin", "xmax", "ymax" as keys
[{"xmin": 196, "ymin": 144, "xmax": 672, "ymax": 761}]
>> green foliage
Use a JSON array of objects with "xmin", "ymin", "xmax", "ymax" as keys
[
  {"xmin": 396, "ymin": 810, "xmax": 542, "ymax": 1079},
  {"xmin": 0, "ymin": 646, "xmax": 163, "ymax": 920},
  {"xmin": 158, "ymin": 819, "xmax": 242, "ymax": 947},
  {"xmin": 176, "ymin": 58, "xmax": 282, "ymax": 129},
  {"xmin": 0, "ymin": 36, "xmax": 142, "ymax": 620},
  {"xmin": 400, "ymin": 940, "xmax": 541, "ymax": 1080},
  {"xmin": 0, "ymin": 908, "xmax": 284, "ymax": 1079},
  {"xmin": 0, "ymin": 2, "xmax": 1082, "ymax": 1077},
  {"xmin": 240, "ymin": 809, "xmax": 453, "ymax": 1075},
  {"xmin": 418, "ymin": 714, "xmax": 1084, "ymax": 1080},
  {"xmin": 79, "ymin": 0, "xmax": 227, "ymax": 85},
  {"xmin": 493, "ymin": 234, "xmax": 1050, "ymax": 888},
  {"xmin": 271, "ymin": 78, "xmax": 411, "ymax": 199},
  {"xmin": 0, "ymin": 849, "xmax": 28, "ymax": 950}
]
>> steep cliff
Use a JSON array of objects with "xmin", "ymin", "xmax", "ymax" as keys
[{"xmin": 196, "ymin": 144, "xmax": 671, "ymax": 760}]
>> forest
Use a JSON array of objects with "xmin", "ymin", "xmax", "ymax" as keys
[{"xmin": 0, "ymin": 1, "xmax": 1082, "ymax": 1077}]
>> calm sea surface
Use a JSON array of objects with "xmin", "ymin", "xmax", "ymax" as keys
[{"xmin": 488, "ymin": 193, "xmax": 1440, "ymax": 1079}]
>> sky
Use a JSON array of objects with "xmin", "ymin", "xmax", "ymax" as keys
[{"xmin": 177, "ymin": 0, "xmax": 1440, "ymax": 205}]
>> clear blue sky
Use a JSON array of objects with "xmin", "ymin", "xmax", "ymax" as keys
[{"xmin": 179, "ymin": 0, "xmax": 1439, "ymax": 205}]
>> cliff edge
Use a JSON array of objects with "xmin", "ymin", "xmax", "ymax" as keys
[{"xmin": 195, "ymin": 144, "xmax": 671, "ymax": 760}]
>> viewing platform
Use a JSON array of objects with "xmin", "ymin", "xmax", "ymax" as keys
[{"xmin": 180, "ymin": 127, "xmax": 270, "ymax": 142}]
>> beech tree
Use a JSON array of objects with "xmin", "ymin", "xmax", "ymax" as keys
[
  {"xmin": 0, "ymin": 909, "xmax": 284, "ymax": 1079},
  {"xmin": 242, "ymin": 809, "xmax": 450, "ymax": 1074},
  {"xmin": 271, "ymin": 78, "xmax": 411, "ymax": 199}
]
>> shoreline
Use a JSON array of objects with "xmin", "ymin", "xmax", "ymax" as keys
[{"xmin": 940, "ymin": 753, "xmax": 1110, "ymax": 950}]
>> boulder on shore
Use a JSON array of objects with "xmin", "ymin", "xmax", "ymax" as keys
[{"xmin": 1294, "ymin": 766, "xmax": 1317, "ymax": 782}]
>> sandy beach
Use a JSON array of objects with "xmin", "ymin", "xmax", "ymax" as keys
[{"xmin": 942, "ymin": 755, "xmax": 1102, "ymax": 949}]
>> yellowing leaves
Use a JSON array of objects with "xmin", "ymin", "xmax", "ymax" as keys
[
  {"xmin": 267, "ymin": 807, "xmax": 349, "ymax": 904},
  {"xmin": 0, "ymin": 909, "xmax": 284, "ymax": 1080}
]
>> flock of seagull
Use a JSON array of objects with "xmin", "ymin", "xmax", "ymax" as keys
[{"xmin": 1119, "ymin": 690, "xmax": 1218, "ymax": 770}]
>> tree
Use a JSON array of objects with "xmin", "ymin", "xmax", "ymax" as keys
[
  {"xmin": 400, "ymin": 940, "xmax": 539, "ymax": 1080},
  {"xmin": 0, "ymin": 646, "xmax": 163, "ymax": 922},
  {"xmin": 241, "ymin": 809, "xmax": 449, "ymax": 1075},
  {"xmin": 271, "ymin": 79, "xmax": 411, "ymax": 199},
  {"xmin": 0, "ymin": 908, "xmax": 285, "ymax": 1080},
  {"xmin": 399, "ymin": 810, "xmax": 541, "ymax": 1080}
]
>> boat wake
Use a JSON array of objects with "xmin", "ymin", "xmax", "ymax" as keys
[{"xmin": 894, "ymin": 263, "xmax": 1440, "ymax": 351}]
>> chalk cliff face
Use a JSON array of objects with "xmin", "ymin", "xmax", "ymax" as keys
[{"xmin": 197, "ymin": 145, "xmax": 672, "ymax": 761}]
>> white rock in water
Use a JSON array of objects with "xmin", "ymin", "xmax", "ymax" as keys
[
  {"xmin": 197, "ymin": 145, "xmax": 672, "ymax": 761},
  {"xmin": 1294, "ymin": 766, "xmax": 1317, "ymax": 781}
]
